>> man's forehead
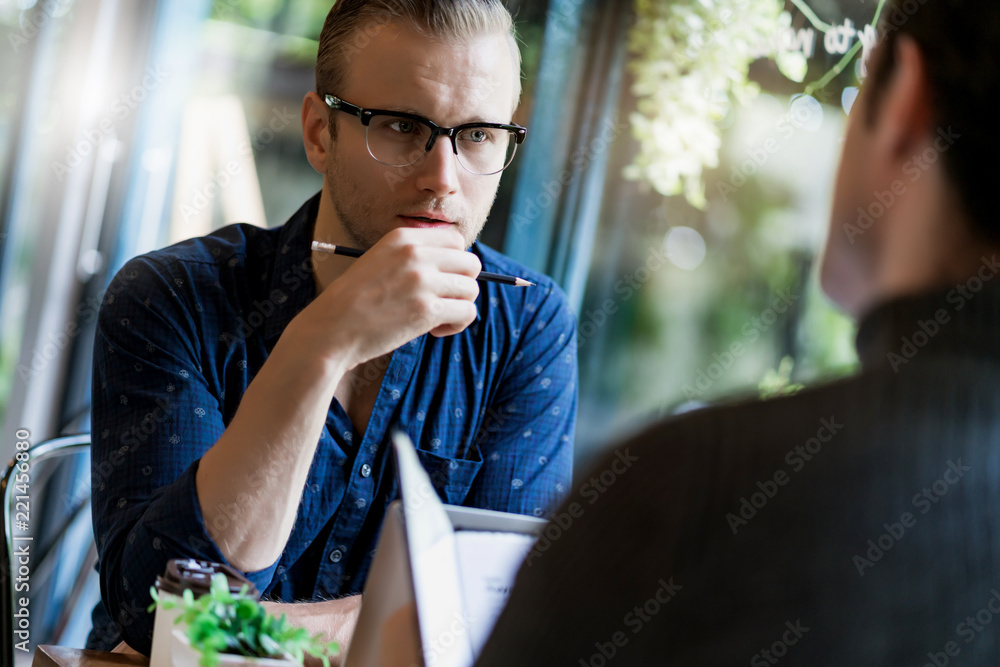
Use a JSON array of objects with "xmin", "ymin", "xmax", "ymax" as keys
[{"xmin": 341, "ymin": 23, "xmax": 516, "ymax": 122}]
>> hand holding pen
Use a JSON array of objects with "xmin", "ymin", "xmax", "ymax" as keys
[
  {"xmin": 312, "ymin": 241, "xmax": 534, "ymax": 287},
  {"xmin": 297, "ymin": 227, "xmax": 512, "ymax": 370}
]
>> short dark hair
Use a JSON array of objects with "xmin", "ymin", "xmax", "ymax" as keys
[{"xmin": 866, "ymin": 0, "xmax": 1000, "ymax": 242}]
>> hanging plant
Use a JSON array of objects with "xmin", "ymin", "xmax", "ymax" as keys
[{"xmin": 624, "ymin": 0, "xmax": 786, "ymax": 209}]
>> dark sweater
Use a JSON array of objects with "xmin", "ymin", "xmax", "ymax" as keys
[{"xmin": 477, "ymin": 277, "xmax": 1000, "ymax": 665}]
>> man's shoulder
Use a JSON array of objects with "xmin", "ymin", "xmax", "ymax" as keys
[
  {"xmin": 610, "ymin": 363, "xmax": 977, "ymax": 492},
  {"xmin": 616, "ymin": 372, "xmax": 873, "ymax": 469},
  {"xmin": 131, "ymin": 223, "xmax": 280, "ymax": 275},
  {"xmin": 102, "ymin": 223, "xmax": 285, "ymax": 327}
]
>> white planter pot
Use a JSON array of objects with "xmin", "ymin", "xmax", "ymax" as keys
[{"xmin": 170, "ymin": 627, "xmax": 300, "ymax": 667}]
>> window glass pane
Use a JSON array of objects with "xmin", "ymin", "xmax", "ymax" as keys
[
  {"xmin": 575, "ymin": 1, "xmax": 870, "ymax": 463},
  {"xmin": 0, "ymin": 6, "xmax": 29, "ymax": 201},
  {"xmin": 166, "ymin": 0, "xmax": 330, "ymax": 243},
  {"xmin": 0, "ymin": 0, "xmax": 83, "ymax": 427}
]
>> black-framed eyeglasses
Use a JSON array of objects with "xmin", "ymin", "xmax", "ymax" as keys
[{"xmin": 324, "ymin": 94, "xmax": 527, "ymax": 176}]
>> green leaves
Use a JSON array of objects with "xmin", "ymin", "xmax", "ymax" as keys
[{"xmin": 149, "ymin": 574, "xmax": 339, "ymax": 667}]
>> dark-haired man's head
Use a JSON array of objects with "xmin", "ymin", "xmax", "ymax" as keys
[{"xmin": 820, "ymin": 0, "xmax": 1000, "ymax": 317}]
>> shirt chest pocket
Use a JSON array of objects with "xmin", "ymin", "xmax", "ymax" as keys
[{"xmin": 414, "ymin": 446, "xmax": 483, "ymax": 505}]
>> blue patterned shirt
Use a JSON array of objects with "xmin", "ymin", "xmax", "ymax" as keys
[{"xmin": 88, "ymin": 193, "xmax": 577, "ymax": 653}]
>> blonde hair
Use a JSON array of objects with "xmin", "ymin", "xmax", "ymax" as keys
[{"xmin": 316, "ymin": 0, "xmax": 522, "ymax": 134}]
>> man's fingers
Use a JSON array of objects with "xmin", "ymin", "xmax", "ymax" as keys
[
  {"xmin": 423, "ymin": 299, "xmax": 478, "ymax": 337},
  {"xmin": 421, "ymin": 246, "xmax": 482, "ymax": 278},
  {"xmin": 429, "ymin": 272, "xmax": 480, "ymax": 301}
]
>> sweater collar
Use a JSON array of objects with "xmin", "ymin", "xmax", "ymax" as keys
[{"xmin": 855, "ymin": 254, "xmax": 1000, "ymax": 372}]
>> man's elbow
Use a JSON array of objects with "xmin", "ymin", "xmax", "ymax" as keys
[
  {"xmin": 100, "ymin": 576, "xmax": 156, "ymax": 656},
  {"xmin": 114, "ymin": 597, "xmax": 155, "ymax": 656}
]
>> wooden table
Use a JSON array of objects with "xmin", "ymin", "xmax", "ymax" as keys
[{"xmin": 32, "ymin": 645, "xmax": 149, "ymax": 667}]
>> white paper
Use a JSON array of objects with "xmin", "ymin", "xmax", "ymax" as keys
[{"xmin": 453, "ymin": 531, "xmax": 537, "ymax": 656}]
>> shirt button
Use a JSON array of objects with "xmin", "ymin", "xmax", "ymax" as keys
[
  {"xmin": 360, "ymin": 464, "xmax": 372, "ymax": 478},
  {"xmin": 329, "ymin": 549, "xmax": 343, "ymax": 563}
]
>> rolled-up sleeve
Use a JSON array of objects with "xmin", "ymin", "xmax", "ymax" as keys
[{"xmin": 91, "ymin": 258, "xmax": 277, "ymax": 654}]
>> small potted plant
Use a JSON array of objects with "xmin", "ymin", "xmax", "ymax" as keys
[{"xmin": 150, "ymin": 573, "xmax": 339, "ymax": 667}]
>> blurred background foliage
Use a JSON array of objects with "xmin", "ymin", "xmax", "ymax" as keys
[
  {"xmin": 0, "ymin": 0, "xmax": 877, "ymax": 468},
  {"xmin": 573, "ymin": 0, "xmax": 878, "ymax": 462}
]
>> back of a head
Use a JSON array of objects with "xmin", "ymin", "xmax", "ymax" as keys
[
  {"xmin": 315, "ymin": 0, "xmax": 522, "ymax": 120},
  {"xmin": 867, "ymin": 0, "xmax": 1000, "ymax": 244}
]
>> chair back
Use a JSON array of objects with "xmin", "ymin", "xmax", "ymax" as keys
[{"xmin": 0, "ymin": 434, "xmax": 93, "ymax": 666}]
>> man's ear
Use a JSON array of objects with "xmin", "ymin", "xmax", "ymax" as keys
[
  {"xmin": 871, "ymin": 36, "xmax": 933, "ymax": 169},
  {"xmin": 302, "ymin": 92, "xmax": 331, "ymax": 174}
]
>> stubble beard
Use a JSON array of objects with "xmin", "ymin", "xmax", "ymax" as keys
[
  {"xmin": 324, "ymin": 144, "xmax": 495, "ymax": 251},
  {"xmin": 325, "ymin": 151, "xmax": 382, "ymax": 251}
]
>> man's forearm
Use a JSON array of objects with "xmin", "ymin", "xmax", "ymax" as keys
[
  {"xmin": 196, "ymin": 325, "xmax": 349, "ymax": 572},
  {"xmin": 194, "ymin": 226, "xmax": 482, "ymax": 573}
]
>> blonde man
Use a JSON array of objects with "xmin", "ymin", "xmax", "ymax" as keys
[{"xmin": 89, "ymin": 0, "xmax": 576, "ymax": 655}]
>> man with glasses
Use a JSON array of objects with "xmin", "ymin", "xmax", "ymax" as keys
[{"xmin": 88, "ymin": 0, "xmax": 576, "ymax": 655}]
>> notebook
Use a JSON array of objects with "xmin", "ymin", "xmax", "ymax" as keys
[{"xmin": 343, "ymin": 432, "xmax": 546, "ymax": 667}]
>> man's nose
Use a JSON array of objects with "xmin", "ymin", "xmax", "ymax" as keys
[{"xmin": 413, "ymin": 134, "xmax": 460, "ymax": 197}]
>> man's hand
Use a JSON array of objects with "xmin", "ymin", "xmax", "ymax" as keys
[{"xmin": 300, "ymin": 226, "xmax": 482, "ymax": 372}]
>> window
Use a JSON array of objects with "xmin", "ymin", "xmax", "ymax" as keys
[{"xmin": 503, "ymin": 0, "xmax": 875, "ymax": 466}]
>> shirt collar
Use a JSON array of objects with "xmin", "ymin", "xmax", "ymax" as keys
[{"xmin": 855, "ymin": 261, "xmax": 1000, "ymax": 371}]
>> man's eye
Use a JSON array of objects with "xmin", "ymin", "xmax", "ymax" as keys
[
  {"xmin": 389, "ymin": 119, "xmax": 417, "ymax": 134},
  {"xmin": 462, "ymin": 128, "xmax": 491, "ymax": 144}
]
